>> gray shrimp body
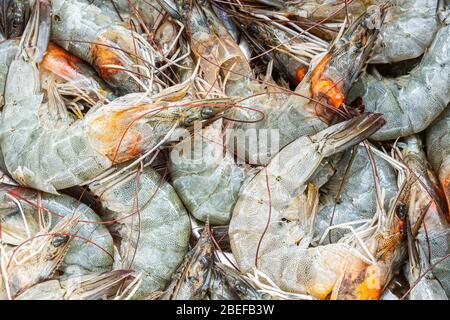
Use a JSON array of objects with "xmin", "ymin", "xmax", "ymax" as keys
[
  {"xmin": 169, "ymin": 119, "xmax": 248, "ymax": 225},
  {"xmin": 90, "ymin": 166, "xmax": 191, "ymax": 299},
  {"xmin": 227, "ymin": 5, "xmax": 386, "ymax": 164},
  {"xmin": 0, "ymin": 39, "xmax": 18, "ymax": 106},
  {"xmin": 0, "ymin": 185, "xmax": 114, "ymax": 277},
  {"xmin": 51, "ymin": 0, "xmax": 156, "ymax": 94},
  {"xmin": 314, "ymin": 145, "xmax": 398, "ymax": 242},
  {"xmin": 350, "ymin": 14, "xmax": 450, "ymax": 140},
  {"xmin": 370, "ymin": 0, "xmax": 440, "ymax": 64},
  {"xmin": 229, "ymin": 113, "xmax": 386, "ymax": 299}
]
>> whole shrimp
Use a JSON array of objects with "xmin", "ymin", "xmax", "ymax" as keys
[
  {"xmin": 169, "ymin": 119, "xmax": 248, "ymax": 225},
  {"xmin": 229, "ymin": 113, "xmax": 386, "ymax": 299},
  {"xmin": 15, "ymin": 269, "xmax": 133, "ymax": 300},
  {"xmin": 315, "ymin": 145, "xmax": 398, "ymax": 243},
  {"xmin": 0, "ymin": 2, "xmax": 229, "ymax": 194},
  {"xmin": 0, "ymin": 184, "xmax": 114, "ymax": 276},
  {"xmin": 0, "ymin": 215, "xmax": 77, "ymax": 299},
  {"xmin": 227, "ymin": 4, "xmax": 386, "ymax": 165},
  {"xmin": 349, "ymin": 9, "xmax": 450, "ymax": 140},
  {"xmin": 89, "ymin": 166, "xmax": 191, "ymax": 299},
  {"xmin": 51, "ymin": 0, "xmax": 169, "ymax": 94},
  {"xmin": 330, "ymin": 136, "xmax": 446, "ymax": 299}
]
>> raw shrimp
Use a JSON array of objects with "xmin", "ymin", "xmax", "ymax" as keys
[
  {"xmin": 282, "ymin": 0, "xmax": 373, "ymax": 21},
  {"xmin": 0, "ymin": 184, "xmax": 114, "ymax": 276},
  {"xmin": 229, "ymin": 113, "xmax": 386, "ymax": 299},
  {"xmin": 51, "ymin": 0, "xmax": 165, "ymax": 94},
  {"xmin": 89, "ymin": 166, "xmax": 190, "ymax": 299},
  {"xmin": 237, "ymin": 13, "xmax": 328, "ymax": 85},
  {"xmin": 314, "ymin": 145, "xmax": 398, "ymax": 243},
  {"xmin": 369, "ymin": 0, "xmax": 440, "ymax": 64},
  {"xmin": 0, "ymin": 4, "xmax": 228, "ymax": 193},
  {"xmin": 0, "ymin": 0, "xmax": 30, "ymax": 39},
  {"xmin": 40, "ymin": 42, "xmax": 115, "ymax": 106},
  {"xmin": 349, "ymin": 11, "xmax": 450, "ymax": 140},
  {"xmin": 161, "ymin": 225, "xmax": 214, "ymax": 300},
  {"xmin": 257, "ymin": 0, "xmax": 438, "ymax": 64},
  {"xmin": 85, "ymin": 0, "xmax": 163, "ymax": 27},
  {"xmin": 227, "ymin": 4, "xmax": 386, "ymax": 164},
  {"xmin": 0, "ymin": 215, "xmax": 77, "ymax": 299},
  {"xmin": 406, "ymin": 227, "xmax": 448, "ymax": 300},
  {"xmin": 0, "ymin": 39, "xmax": 18, "ymax": 107},
  {"xmin": 330, "ymin": 136, "xmax": 445, "ymax": 300},
  {"xmin": 157, "ymin": 0, "xmax": 251, "ymax": 85},
  {"xmin": 330, "ymin": 193, "xmax": 408, "ymax": 299},
  {"xmin": 169, "ymin": 119, "xmax": 248, "ymax": 225},
  {"xmin": 15, "ymin": 270, "xmax": 133, "ymax": 300},
  {"xmin": 425, "ymin": 109, "xmax": 450, "ymax": 295},
  {"xmin": 208, "ymin": 263, "xmax": 268, "ymax": 300}
]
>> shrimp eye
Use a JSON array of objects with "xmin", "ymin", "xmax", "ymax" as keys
[
  {"xmin": 248, "ymin": 23, "xmax": 259, "ymax": 34},
  {"xmin": 52, "ymin": 234, "xmax": 69, "ymax": 247},
  {"xmin": 201, "ymin": 107, "xmax": 216, "ymax": 119},
  {"xmin": 396, "ymin": 204, "xmax": 407, "ymax": 220},
  {"xmin": 181, "ymin": 2, "xmax": 190, "ymax": 11},
  {"xmin": 184, "ymin": 117, "xmax": 195, "ymax": 126}
]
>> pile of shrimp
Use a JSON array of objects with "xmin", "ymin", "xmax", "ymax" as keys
[{"xmin": 0, "ymin": 0, "xmax": 448, "ymax": 300}]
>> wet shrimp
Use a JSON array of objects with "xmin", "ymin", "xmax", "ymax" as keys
[
  {"xmin": 0, "ymin": 0, "xmax": 30, "ymax": 39},
  {"xmin": 0, "ymin": 38, "xmax": 18, "ymax": 107},
  {"xmin": 51, "ymin": 0, "xmax": 171, "ymax": 94},
  {"xmin": 369, "ymin": 0, "xmax": 441, "ymax": 64},
  {"xmin": 0, "ymin": 215, "xmax": 77, "ymax": 299},
  {"xmin": 158, "ymin": 0, "xmax": 251, "ymax": 86},
  {"xmin": 0, "ymin": 3, "xmax": 228, "ymax": 193},
  {"xmin": 314, "ymin": 145, "xmax": 398, "ymax": 243},
  {"xmin": 0, "ymin": 184, "xmax": 114, "ymax": 276},
  {"xmin": 406, "ymin": 226, "xmax": 448, "ymax": 300},
  {"xmin": 15, "ymin": 269, "xmax": 133, "ymax": 300},
  {"xmin": 425, "ymin": 109, "xmax": 450, "ymax": 295},
  {"xmin": 330, "ymin": 136, "xmax": 446, "ymax": 300},
  {"xmin": 349, "ymin": 10, "xmax": 450, "ymax": 140},
  {"xmin": 229, "ymin": 113, "xmax": 386, "ymax": 299},
  {"xmin": 227, "ymin": 4, "xmax": 386, "ymax": 164},
  {"xmin": 161, "ymin": 225, "xmax": 214, "ymax": 300},
  {"xmin": 169, "ymin": 119, "xmax": 249, "ymax": 225},
  {"xmin": 89, "ymin": 166, "xmax": 191, "ymax": 299}
]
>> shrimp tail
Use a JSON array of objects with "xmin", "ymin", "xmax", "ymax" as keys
[{"xmin": 315, "ymin": 113, "xmax": 386, "ymax": 157}]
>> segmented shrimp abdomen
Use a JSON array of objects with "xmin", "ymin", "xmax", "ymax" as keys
[{"xmin": 92, "ymin": 167, "xmax": 190, "ymax": 299}]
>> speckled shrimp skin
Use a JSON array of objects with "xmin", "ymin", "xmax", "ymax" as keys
[
  {"xmin": 0, "ymin": 39, "xmax": 19, "ymax": 106},
  {"xmin": 0, "ymin": 185, "xmax": 114, "ymax": 277},
  {"xmin": 51, "ymin": 0, "xmax": 155, "ymax": 94},
  {"xmin": 0, "ymin": 44, "xmax": 221, "ymax": 194},
  {"xmin": 169, "ymin": 119, "xmax": 247, "ymax": 225},
  {"xmin": 314, "ymin": 145, "xmax": 398, "ymax": 242},
  {"xmin": 90, "ymin": 166, "xmax": 191, "ymax": 299},
  {"xmin": 425, "ymin": 107, "xmax": 450, "ymax": 295},
  {"xmin": 226, "ymin": 4, "xmax": 386, "ymax": 164},
  {"xmin": 229, "ymin": 113, "xmax": 386, "ymax": 299},
  {"xmin": 350, "ymin": 11, "xmax": 450, "ymax": 140},
  {"xmin": 369, "ymin": 0, "xmax": 440, "ymax": 64}
]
